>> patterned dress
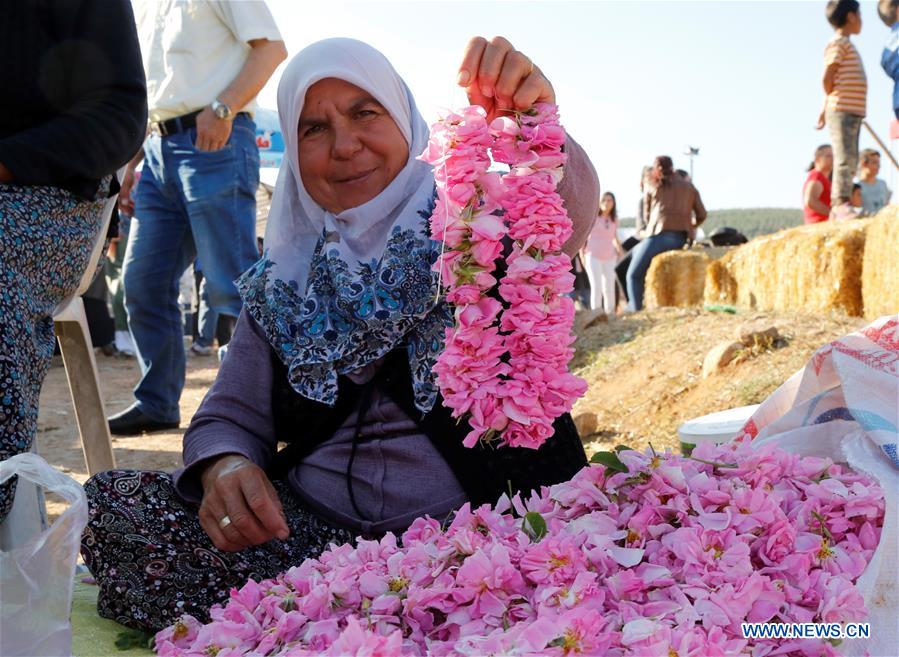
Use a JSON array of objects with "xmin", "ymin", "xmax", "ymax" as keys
[
  {"xmin": 0, "ymin": 182, "xmax": 108, "ymax": 521},
  {"xmin": 80, "ymin": 470, "xmax": 356, "ymax": 632}
]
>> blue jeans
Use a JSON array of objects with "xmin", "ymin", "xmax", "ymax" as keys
[
  {"xmin": 123, "ymin": 115, "xmax": 259, "ymax": 422},
  {"xmin": 625, "ymin": 230, "xmax": 688, "ymax": 312}
]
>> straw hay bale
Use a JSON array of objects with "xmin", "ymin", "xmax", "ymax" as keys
[
  {"xmin": 703, "ymin": 220, "xmax": 868, "ymax": 317},
  {"xmin": 705, "ymin": 258, "xmax": 738, "ymax": 306},
  {"xmin": 862, "ymin": 206, "xmax": 899, "ymax": 319},
  {"xmin": 645, "ymin": 250, "xmax": 711, "ymax": 309}
]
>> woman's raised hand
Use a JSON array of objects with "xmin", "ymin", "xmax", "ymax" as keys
[
  {"xmin": 457, "ymin": 36, "xmax": 555, "ymax": 123},
  {"xmin": 199, "ymin": 454, "xmax": 289, "ymax": 552}
]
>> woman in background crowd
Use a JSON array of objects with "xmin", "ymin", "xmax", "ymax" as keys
[
  {"xmin": 626, "ymin": 155, "xmax": 706, "ymax": 311},
  {"xmin": 583, "ymin": 191, "xmax": 622, "ymax": 316}
]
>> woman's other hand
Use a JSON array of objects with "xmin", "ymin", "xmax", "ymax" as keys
[
  {"xmin": 118, "ymin": 165, "xmax": 137, "ymax": 216},
  {"xmin": 199, "ymin": 454, "xmax": 289, "ymax": 552},
  {"xmin": 457, "ymin": 36, "xmax": 555, "ymax": 122}
]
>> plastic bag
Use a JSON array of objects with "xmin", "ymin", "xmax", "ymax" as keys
[
  {"xmin": 736, "ymin": 316, "xmax": 899, "ymax": 657},
  {"xmin": 0, "ymin": 453, "xmax": 88, "ymax": 657}
]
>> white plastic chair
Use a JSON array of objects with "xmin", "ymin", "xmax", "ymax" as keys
[{"xmin": 51, "ymin": 192, "xmax": 119, "ymax": 475}]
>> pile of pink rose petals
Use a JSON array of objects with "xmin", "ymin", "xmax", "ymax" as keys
[{"xmin": 155, "ymin": 437, "xmax": 884, "ymax": 657}]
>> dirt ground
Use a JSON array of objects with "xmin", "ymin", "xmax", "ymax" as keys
[
  {"xmin": 570, "ymin": 307, "xmax": 865, "ymax": 455},
  {"xmin": 39, "ymin": 344, "xmax": 217, "ymax": 519},
  {"xmin": 38, "ymin": 308, "xmax": 866, "ymax": 520}
]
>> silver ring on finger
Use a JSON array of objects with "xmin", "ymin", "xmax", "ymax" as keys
[{"xmin": 218, "ymin": 515, "xmax": 232, "ymax": 530}]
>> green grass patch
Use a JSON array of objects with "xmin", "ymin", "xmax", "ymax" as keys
[{"xmin": 732, "ymin": 373, "xmax": 782, "ymax": 406}]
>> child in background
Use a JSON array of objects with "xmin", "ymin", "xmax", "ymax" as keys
[
  {"xmin": 583, "ymin": 191, "xmax": 623, "ymax": 316},
  {"xmin": 850, "ymin": 182, "xmax": 865, "ymax": 216},
  {"xmin": 857, "ymin": 148, "xmax": 893, "ymax": 213},
  {"xmin": 817, "ymin": 0, "xmax": 867, "ymax": 221},
  {"xmin": 879, "ymin": 0, "xmax": 899, "ymax": 119},
  {"xmin": 803, "ymin": 144, "xmax": 834, "ymax": 224}
]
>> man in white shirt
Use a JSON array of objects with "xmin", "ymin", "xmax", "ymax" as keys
[{"xmin": 110, "ymin": 0, "xmax": 286, "ymax": 435}]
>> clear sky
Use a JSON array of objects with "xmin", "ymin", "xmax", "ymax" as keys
[{"xmin": 255, "ymin": 0, "xmax": 896, "ymax": 214}]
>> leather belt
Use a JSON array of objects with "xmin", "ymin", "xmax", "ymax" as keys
[
  {"xmin": 150, "ymin": 111, "xmax": 251, "ymax": 137},
  {"xmin": 150, "ymin": 110, "xmax": 202, "ymax": 137}
]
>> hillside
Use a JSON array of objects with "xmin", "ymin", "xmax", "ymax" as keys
[
  {"xmin": 700, "ymin": 207, "xmax": 803, "ymax": 238},
  {"xmin": 621, "ymin": 207, "xmax": 803, "ymax": 239},
  {"xmin": 571, "ymin": 307, "xmax": 864, "ymax": 456}
]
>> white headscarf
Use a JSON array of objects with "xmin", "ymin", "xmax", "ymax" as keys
[{"xmin": 237, "ymin": 38, "xmax": 451, "ymax": 412}]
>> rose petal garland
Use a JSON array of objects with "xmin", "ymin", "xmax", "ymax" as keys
[
  {"xmin": 422, "ymin": 107, "xmax": 510, "ymax": 448},
  {"xmin": 421, "ymin": 103, "xmax": 587, "ymax": 449},
  {"xmin": 493, "ymin": 104, "xmax": 586, "ymax": 449},
  {"xmin": 154, "ymin": 438, "xmax": 884, "ymax": 657}
]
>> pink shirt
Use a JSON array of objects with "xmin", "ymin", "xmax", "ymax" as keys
[{"xmin": 585, "ymin": 214, "xmax": 618, "ymax": 261}]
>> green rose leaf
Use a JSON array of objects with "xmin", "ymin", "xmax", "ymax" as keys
[
  {"xmin": 115, "ymin": 629, "xmax": 154, "ymax": 651},
  {"xmin": 590, "ymin": 451, "xmax": 628, "ymax": 473},
  {"xmin": 523, "ymin": 512, "xmax": 548, "ymax": 542}
]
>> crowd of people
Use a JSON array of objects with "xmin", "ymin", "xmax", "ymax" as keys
[
  {"xmin": 578, "ymin": 160, "xmax": 707, "ymax": 315},
  {"xmin": 802, "ymin": 0, "xmax": 896, "ymax": 223},
  {"xmin": 0, "ymin": 0, "xmax": 896, "ymax": 636},
  {"xmin": 582, "ymin": 1, "xmax": 899, "ymax": 319}
]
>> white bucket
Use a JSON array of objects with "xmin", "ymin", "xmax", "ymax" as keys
[{"xmin": 677, "ymin": 404, "xmax": 760, "ymax": 455}]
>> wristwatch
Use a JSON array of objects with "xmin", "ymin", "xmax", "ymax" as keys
[{"xmin": 211, "ymin": 99, "xmax": 233, "ymax": 120}]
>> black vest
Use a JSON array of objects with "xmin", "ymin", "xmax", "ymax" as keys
[{"xmin": 268, "ymin": 347, "xmax": 588, "ymax": 508}]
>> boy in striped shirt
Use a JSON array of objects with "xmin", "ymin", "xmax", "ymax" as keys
[
  {"xmin": 879, "ymin": 0, "xmax": 899, "ymax": 120},
  {"xmin": 817, "ymin": 0, "xmax": 867, "ymax": 220}
]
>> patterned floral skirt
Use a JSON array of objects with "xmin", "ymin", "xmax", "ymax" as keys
[
  {"xmin": 0, "ymin": 182, "xmax": 107, "ymax": 522},
  {"xmin": 80, "ymin": 470, "xmax": 357, "ymax": 632}
]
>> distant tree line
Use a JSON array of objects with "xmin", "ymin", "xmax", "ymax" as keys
[{"xmin": 620, "ymin": 208, "xmax": 803, "ymax": 240}]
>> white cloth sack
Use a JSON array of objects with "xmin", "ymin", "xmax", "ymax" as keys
[
  {"xmin": 737, "ymin": 316, "xmax": 899, "ymax": 657},
  {"xmin": 0, "ymin": 453, "xmax": 88, "ymax": 657}
]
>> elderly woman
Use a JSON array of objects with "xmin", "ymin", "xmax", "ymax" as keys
[{"xmin": 81, "ymin": 36, "xmax": 599, "ymax": 632}]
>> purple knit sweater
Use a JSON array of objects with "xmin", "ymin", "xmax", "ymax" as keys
[{"xmin": 173, "ymin": 136, "xmax": 599, "ymax": 534}]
